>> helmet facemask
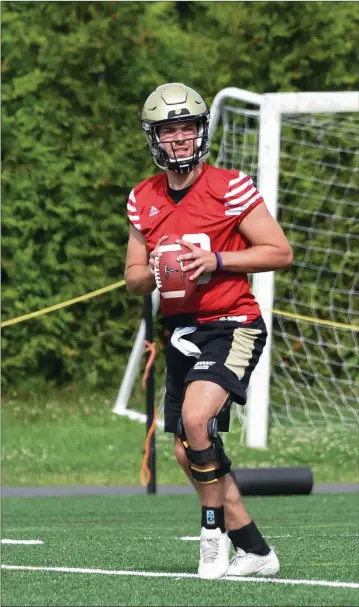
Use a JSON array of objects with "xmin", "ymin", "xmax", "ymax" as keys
[{"xmin": 142, "ymin": 113, "xmax": 210, "ymax": 174}]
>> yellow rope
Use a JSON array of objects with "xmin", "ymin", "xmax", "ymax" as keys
[
  {"xmin": 272, "ymin": 308, "xmax": 359, "ymax": 332},
  {"xmin": 1, "ymin": 279, "xmax": 358, "ymax": 332},
  {"xmin": 1, "ymin": 280, "xmax": 126, "ymax": 327}
]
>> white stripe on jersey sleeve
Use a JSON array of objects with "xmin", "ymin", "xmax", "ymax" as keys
[
  {"xmin": 224, "ymin": 177, "xmax": 252, "ymax": 198},
  {"xmin": 223, "ymin": 171, "xmax": 262, "ymax": 217},
  {"xmin": 224, "ymin": 193, "xmax": 262, "ymax": 216},
  {"xmin": 224, "ymin": 186, "xmax": 257, "ymax": 206},
  {"xmin": 127, "ymin": 188, "xmax": 142, "ymax": 230},
  {"xmin": 228, "ymin": 171, "xmax": 247, "ymax": 187}
]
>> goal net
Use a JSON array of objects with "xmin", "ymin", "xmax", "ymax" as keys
[{"xmin": 214, "ymin": 102, "xmax": 359, "ymax": 428}]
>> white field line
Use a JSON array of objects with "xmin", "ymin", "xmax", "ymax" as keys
[
  {"xmin": 177, "ymin": 534, "xmax": 359, "ymax": 541},
  {"xmin": 177, "ymin": 536, "xmax": 296, "ymax": 541},
  {"xmin": 1, "ymin": 565, "xmax": 358, "ymax": 589},
  {"xmin": 1, "ymin": 540, "xmax": 44, "ymax": 545}
]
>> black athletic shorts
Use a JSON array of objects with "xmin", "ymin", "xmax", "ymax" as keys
[{"xmin": 163, "ymin": 316, "xmax": 267, "ymax": 434}]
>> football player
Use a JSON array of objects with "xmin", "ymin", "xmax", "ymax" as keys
[{"xmin": 125, "ymin": 83, "xmax": 293, "ymax": 580}]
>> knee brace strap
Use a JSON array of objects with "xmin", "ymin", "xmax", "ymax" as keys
[
  {"xmin": 183, "ymin": 435, "xmax": 231, "ymax": 484},
  {"xmin": 190, "ymin": 458, "xmax": 231, "ymax": 483},
  {"xmin": 186, "ymin": 444, "xmax": 216, "ymax": 465},
  {"xmin": 190, "ymin": 455, "xmax": 231, "ymax": 484}
]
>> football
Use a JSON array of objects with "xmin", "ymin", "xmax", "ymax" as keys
[{"xmin": 154, "ymin": 234, "xmax": 197, "ymax": 303}]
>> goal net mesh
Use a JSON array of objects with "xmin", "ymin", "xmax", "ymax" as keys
[{"xmin": 214, "ymin": 104, "xmax": 359, "ymax": 427}]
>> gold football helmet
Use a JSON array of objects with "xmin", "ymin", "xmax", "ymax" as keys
[{"xmin": 141, "ymin": 83, "xmax": 210, "ymax": 173}]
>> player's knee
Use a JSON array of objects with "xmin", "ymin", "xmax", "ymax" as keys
[
  {"xmin": 182, "ymin": 411, "xmax": 208, "ymax": 446},
  {"xmin": 176, "ymin": 416, "xmax": 232, "ymax": 484}
]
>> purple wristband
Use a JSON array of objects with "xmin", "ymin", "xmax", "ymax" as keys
[{"xmin": 214, "ymin": 251, "xmax": 223, "ymax": 271}]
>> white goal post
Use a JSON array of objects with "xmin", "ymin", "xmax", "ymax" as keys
[
  {"xmin": 115, "ymin": 88, "xmax": 359, "ymax": 449},
  {"xmin": 113, "ymin": 289, "xmax": 161, "ymax": 422}
]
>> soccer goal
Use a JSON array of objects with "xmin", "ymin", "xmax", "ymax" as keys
[
  {"xmin": 115, "ymin": 88, "xmax": 359, "ymax": 449},
  {"xmin": 209, "ymin": 88, "xmax": 359, "ymax": 447}
]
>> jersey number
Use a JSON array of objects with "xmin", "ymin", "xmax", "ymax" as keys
[{"xmin": 182, "ymin": 233, "xmax": 212, "ymax": 285}]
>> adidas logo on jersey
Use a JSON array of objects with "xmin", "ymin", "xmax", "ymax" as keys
[
  {"xmin": 193, "ymin": 361, "xmax": 216, "ymax": 370},
  {"xmin": 149, "ymin": 206, "xmax": 160, "ymax": 217}
]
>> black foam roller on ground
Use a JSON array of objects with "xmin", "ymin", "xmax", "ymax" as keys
[{"xmin": 232, "ymin": 466, "xmax": 313, "ymax": 496}]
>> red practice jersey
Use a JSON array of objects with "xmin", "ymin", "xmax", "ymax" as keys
[{"xmin": 127, "ymin": 163, "xmax": 264, "ymax": 323}]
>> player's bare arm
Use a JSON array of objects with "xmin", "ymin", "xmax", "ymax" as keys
[
  {"xmin": 125, "ymin": 226, "xmax": 167, "ymax": 294},
  {"xmin": 178, "ymin": 203, "xmax": 293, "ymax": 280}
]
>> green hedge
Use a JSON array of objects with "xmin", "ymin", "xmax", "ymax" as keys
[{"xmin": 2, "ymin": 1, "xmax": 358, "ymax": 389}]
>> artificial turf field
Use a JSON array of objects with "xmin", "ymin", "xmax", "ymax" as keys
[{"xmin": 1, "ymin": 492, "xmax": 358, "ymax": 606}]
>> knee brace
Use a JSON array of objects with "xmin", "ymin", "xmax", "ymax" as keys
[{"xmin": 176, "ymin": 410, "xmax": 232, "ymax": 485}]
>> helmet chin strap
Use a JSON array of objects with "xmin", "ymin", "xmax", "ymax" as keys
[
  {"xmin": 170, "ymin": 162, "xmax": 194, "ymax": 174},
  {"xmin": 168, "ymin": 151, "xmax": 195, "ymax": 174}
]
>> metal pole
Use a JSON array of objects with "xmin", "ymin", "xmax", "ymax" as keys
[{"xmin": 143, "ymin": 294, "xmax": 156, "ymax": 494}]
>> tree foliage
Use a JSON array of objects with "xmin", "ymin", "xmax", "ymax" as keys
[{"xmin": 2, "ymin": 1, "xmax": 358, "ymax": 389}]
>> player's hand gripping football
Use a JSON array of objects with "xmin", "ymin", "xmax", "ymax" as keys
[
  {"xmin": 148, "ymin": 235, "xmax": 168, "ymax": 275},
  {"xmin": 176, "ymin": 239, "xmax": 218, "ymax": 281}
]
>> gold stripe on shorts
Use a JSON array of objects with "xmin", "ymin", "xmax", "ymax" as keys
[{"xmin": 224, "ymin": 327, "xmax": 262, "ymax": 380}]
